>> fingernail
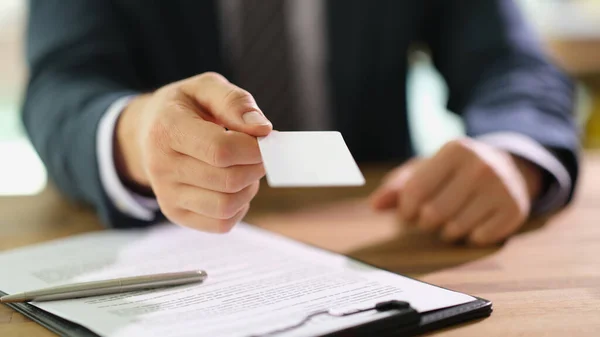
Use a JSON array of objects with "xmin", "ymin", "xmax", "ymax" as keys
[{"xmin": 242, "ymin": 111, "xmax": 271, "ymax": 125}]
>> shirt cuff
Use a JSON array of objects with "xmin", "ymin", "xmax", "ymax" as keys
[
  {"xmin": 96, "ymin": 95, "xmax": 160, "ymax": 221},
  {"xmin": 476, "ymin": 132, "xmax": 572, "ymax": 214}
]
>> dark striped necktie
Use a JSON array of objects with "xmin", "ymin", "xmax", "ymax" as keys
[{"xmin": 235, "ymin": 0, "xmax": 301, "ymax": 131}]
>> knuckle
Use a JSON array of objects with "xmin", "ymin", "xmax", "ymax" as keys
[
  {"xmin": 198, "ymin": 71, "xmax": 226, "ymax": 85},
  {"xmin": 208, "ymin": 136, "xmax": 234, "ymax": 167},
  {"xmin": 473, "ymin": 160, "xmax": 495, "ymax": 179},
  {"xmin": 212, "ymin": 217, "xmax": 237, "ymax": 234},
  {"xmin": 160, "ymin": 203, "xmax": 185, "ymax": 225},
  {"xmin": 191, "ymin": 217, "xmax": 224, "ymax": 233},
  {"xmin": 403, "ymin": 180, "xmax": 422, "ymax": 202},
  {"xmin": 517, "ymin": 206, "xmax": 528, "ymax": 221},
  {"xmin": 160, "ymin": 85, "xmax": 184, "ymax": 102},
  {"xmin": 223, "ymin": 167, "xmax": 245, "ymax": 193},
  {"xmin": 441, "ymin": 139, "xmax": 466, "ymax": 154},
  {"xmin": 469, "ymin": 234, "xmax": 488, "ymax": 247},
  {"xmin": 421, "ymin": 203, "xmax": 441, "ymax": 224},
  {"xmin": 250, "ymin": 164, "xmax": 266, "ymax": 180},
  {"xmin": 147, "ymin": 156, "xmax": 167, "ymax": 177},
  {"xmin": 167, "ymin": 124, "xmax": 186, "ymax": 151},
  {"xmin": 173, "ymin": 160, "xmax": 187, "ymax": 181},
  {"xmin": 164, "ymin": 99, "xmax": 193, "ymax": 116},
  {"xmin": 216, "ymin": 193, "xmax": 239, "ymax": 219},
  {"xmin": 147, "ymin": 120, "xmax": 171, "ymax": 148},
  {"xmin": 509, "ymin": 200, "xmax": 528, "ymax": 221},
  {"xmin": 249, "ymin": 181, "xmax": 260, "ymax": 198},
  {"xmin": 505, "ymin": 214, "xmax": 521, "ymax": 231},
  {"xmin": 175, "ymin": 192, "xmax": 194, "ymax": 212},
  {"xmin": 223, "ymin": 88, "xmax": 255, "ymax": 110},
  {"xmin": 442, "ymin": 139, "xmax": 478, "ymax": 163},
  {"xmin": 442, "ymin": 221, "xmax": 462, "ymax": 240}
]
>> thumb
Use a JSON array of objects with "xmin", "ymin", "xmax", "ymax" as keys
[
  {"xmin": 181, "ymin": 72, "xmax": 273, "ymax": 137},
  {"xmin": 370, "ymin": 159, "xmax": 421, "ymax": 210}
]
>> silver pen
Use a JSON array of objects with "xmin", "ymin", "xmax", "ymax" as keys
[{"xmin": 0, "ymin": 270, "xmax": 207, "ymax": 303}]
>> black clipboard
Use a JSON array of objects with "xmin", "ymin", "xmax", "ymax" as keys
[{"xmin": 1, "ymin": 293, "xmax": 491, "ymax": 336}]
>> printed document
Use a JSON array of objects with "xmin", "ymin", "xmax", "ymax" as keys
[{"xmin": 0, "ymin": 223, "xmax": 474, "ymax": 336}]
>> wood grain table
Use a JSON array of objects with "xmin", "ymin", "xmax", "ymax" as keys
[{"xmin": 1, "ymin": 153, "xmax": 600, "ymax": 336}]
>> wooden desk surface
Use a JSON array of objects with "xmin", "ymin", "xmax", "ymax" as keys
[{"xmin": 2, "ymin": 154, "xmax": 600, "ymax": 337}]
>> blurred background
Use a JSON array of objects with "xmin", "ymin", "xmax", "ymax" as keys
[{"xmin": 0, "ymin": 0, "xmax": 599, "ymax": 196}]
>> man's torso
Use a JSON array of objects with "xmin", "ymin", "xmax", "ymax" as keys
[{"xmin": 114, "ymin": 0, "xmax": 433, "ymax": 161}]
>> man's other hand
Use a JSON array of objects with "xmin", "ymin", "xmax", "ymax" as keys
[
  {"xmin": 370, "ymin": 138, "xmax": 543, "ymax": 246},
  {"xmin": 115, "ymin": 72, "xmax": 272, "ymax": 233}
]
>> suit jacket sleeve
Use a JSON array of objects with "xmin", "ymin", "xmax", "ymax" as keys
[
  {"xmin": 22, "ymin": 0, "xmax": 159, "ymax": 228},
  {"xmin": 423, "ymin": 0, "xmax": 580, "ymax": 204}
]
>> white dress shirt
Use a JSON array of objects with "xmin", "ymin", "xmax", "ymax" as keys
[{"xmin": 96, "ymin": 0, "xmax": 571, "ymax": 222}]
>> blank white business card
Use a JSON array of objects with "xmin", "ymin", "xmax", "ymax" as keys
[{"xmin": 258, "ymin": 131, "xmax": 365, "ymax": 187}]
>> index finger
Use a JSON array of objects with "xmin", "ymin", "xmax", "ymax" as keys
[
  {"xmin": 180, "ymin": 72, "xmax": 272, "ymax": 137},
  {"xmin": 166, "ymin": 113, "xmax": 263, "ymax": 167}
]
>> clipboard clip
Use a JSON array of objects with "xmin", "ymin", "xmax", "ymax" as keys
[{"xmin": 248, "ymin": 300, "xmax": 414, "ymax": 337}]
